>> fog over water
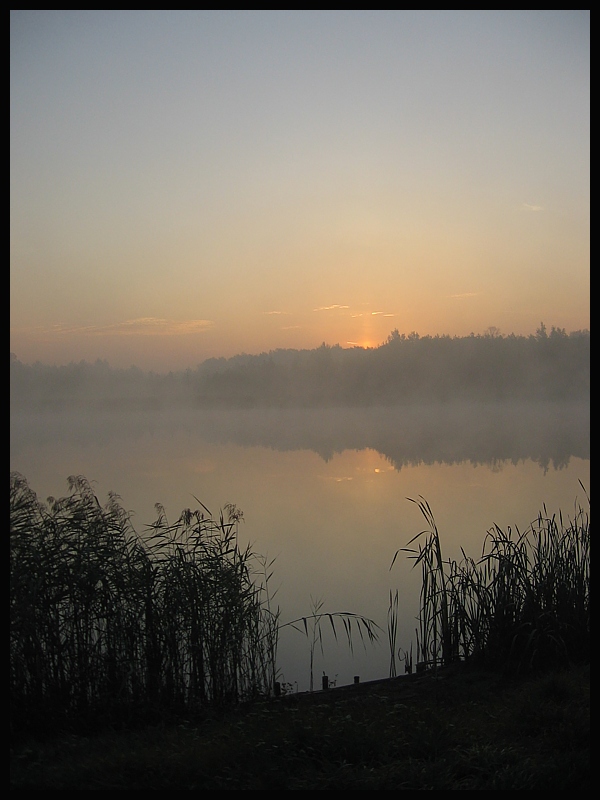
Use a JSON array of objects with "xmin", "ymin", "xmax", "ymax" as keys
[
  {"xmin": 10, "ymin": 332, "xmax": 589, "ymax": 688},
  {"xmin": 11, "ymin": 10, "xmax": 589, "ymax": 705},
  {"xmin": 10, "ymin": 401, "xmax": 589, "ymax": 472},
  {"xmin": 10, "ymin": 398, "xmax": 589, "ymax": 691}
]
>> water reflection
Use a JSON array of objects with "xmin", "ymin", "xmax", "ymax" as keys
[
  {"xmin": 10, "ymin": 401, "xmax": 589, "ymax": 472},
  {"xmin": 9, "ymin": 402, "xmax": 590, "ymax": 691}
]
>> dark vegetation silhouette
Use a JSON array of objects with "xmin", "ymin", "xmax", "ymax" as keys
[
  {"xmin": 10, "ymin": 473, "xmax": 378, "ymax": 742},
  {"xmin": 10, "ymin": 325, "xmax": 590, "ymax": 409},
  {"xmin": 192, "ymin": 324, "xmax": 589, "ymax": 407},
  {"xmin": 10, "ymin": 473, "xmax": 278, "ymax": 740},
  {"xmin": 9, "ymin": 324, "xmax": 590, "ymax": 757},
  {"xmin": 389, "ymin": 490, "xmax": 590, "ymax": 677},
  {"xmin": 11, "ymin": 471, "xmax": 589, "ymax": 745}
]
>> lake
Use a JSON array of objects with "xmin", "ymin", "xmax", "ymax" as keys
[{"xmin": 10, "ymin": 401, "xmax": 589, "ymax": 692}]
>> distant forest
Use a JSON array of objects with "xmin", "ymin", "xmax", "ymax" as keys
[{"xmin": 10, "ymin": 325, "xmax": 590, "ymax": 410}]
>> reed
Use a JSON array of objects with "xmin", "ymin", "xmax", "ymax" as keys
[
  {"xmin": 10, "ymin": 473, "xmax": 281, "ymax": 738},
  {"xmin": 10, "ymin": 472, "xmax": 379, "ymax": 740},
  {"xmin": 281, "ymin": 596, "xmax": 381, "ymax": 692},
  {"xmin": 391, "ymin": 487, "xmax": 590, "ymax": 673}
]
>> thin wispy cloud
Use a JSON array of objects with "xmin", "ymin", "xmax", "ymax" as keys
[
  {"xmin": 31, "ymin": 318, "xmax": 214, "ymax": 337},
  {"xmin": 263, "ymin": 310, "xmax": 288, "ymax": 315},
  {"xmin": 449, "ymin": 292, "xmax": 482, "ymax": 299},
  {"xmin": 313, "ymin": 305, "xmax": 349, "ymax": 311},
  {"xmin": 520, "ymin": 203, "xmax": 544, "ymax": 212}
]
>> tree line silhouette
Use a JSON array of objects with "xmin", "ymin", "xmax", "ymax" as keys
[{"xmin": 10, "ymin": 325, "xmax": 589, "ymax": 409}]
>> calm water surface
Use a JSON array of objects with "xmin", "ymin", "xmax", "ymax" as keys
[{"xmin": 10, "ymin": 403, "xmax": 589, "ymax": 691}]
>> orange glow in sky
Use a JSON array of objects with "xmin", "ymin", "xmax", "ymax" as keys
[{"xmin": 10, "ymin": 11, "xmax": 589, "ymax": 371}]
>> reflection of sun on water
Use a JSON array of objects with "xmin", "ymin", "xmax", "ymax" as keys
[{"xmin": 318, "ymin": 449, "xmax": 392, "ymax": 486}]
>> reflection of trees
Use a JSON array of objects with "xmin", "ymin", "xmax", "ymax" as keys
[
  {"xmin": 9, "ymin": 327, "xmax": 589, "ymax": 472},
  {"xmin": 343, "ymin": 402, "xmax": 589, "ymax": 473},
  {"xmin": 11, "ymin": 402, "xmax": 589, "ymax": 474}
]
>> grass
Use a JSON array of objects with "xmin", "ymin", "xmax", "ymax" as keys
[
  {"xmin": 10, "ymin": 473, "xmax": 283, "ymax": 741},
  {"xmin": 390, "ymin": 486, "xmax": 590, "ymax": 674},
  {"xmin": 10, "ymin": 472, "xmax": 589, "ymax": 789},
  {"xmin": 10, "ymin": 662, "xmax": 589, "ymax": 789},
  {"xmin": 10, "ymin": 472, "xmax": 378, "ymax": 743}
]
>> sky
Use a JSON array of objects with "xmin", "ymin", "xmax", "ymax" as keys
[{"xmin": 10, "ymin": 10, "xmax": 589, "ymax": 371}]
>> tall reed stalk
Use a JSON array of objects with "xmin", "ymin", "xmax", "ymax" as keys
[
  {"xmin": 10, "ymin": 472, "xmax": 380, "ymax": 740},
  {"xmin": 281, "ymin": 596, "xmax": 380, "ymax": 691},
  {"xmin": 10, "ymin": 473, "xmax": 279, "ymax": 739},
  {"xmin": 391, "ymin": 488, "xmax": 590, "ymax": 673}
]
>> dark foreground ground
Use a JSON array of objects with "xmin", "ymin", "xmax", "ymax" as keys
[{"xmin": 10, "ymin": 662, "xmax": 589, "ymax": 790}]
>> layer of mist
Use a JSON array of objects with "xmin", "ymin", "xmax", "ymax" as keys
[
  {"xmin": 10, "ymin": 326, "xmax": 590, "ymax": 411},
  {"xmin": 10, "ymin": 402, "xmax": 589, "ymax": 473},
  {"xmin": 11, "ymin": 327, "xmax": 589, "ymax": 472}
]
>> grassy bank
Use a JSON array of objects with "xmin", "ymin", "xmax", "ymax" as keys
[
  {"xmin": 10, "ymin": 662, "xmax": 589, "ymax": 790},
  {"xmin": 10, "ymin": 472, "xmax": 589, "ymax": 789}
]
